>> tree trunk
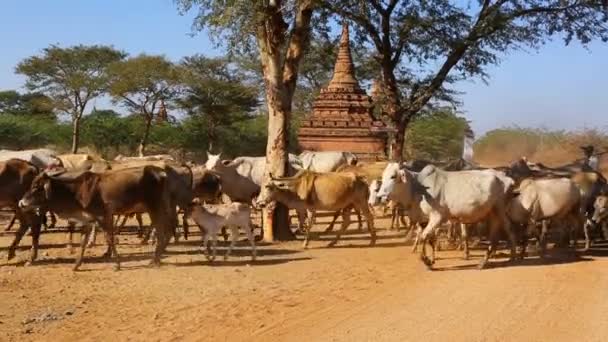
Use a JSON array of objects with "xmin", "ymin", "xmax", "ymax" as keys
[
  {"xmin": 137, "ymin": 114, "xmax": 153, "ymax": 157},
  {"xmin": 262, "ymin": 90, "xmax": 295, "ymax": 241},
  {"xmin": 258, "ymin": 0, "xmax": 314, "ymax": 242},
  {"xmin": 207, "ymin": 124, "xmax": 215, "ymax": 153},
  {"xmin": 71, "ymin": 115, "xmax": 81, "ymax": 153}
]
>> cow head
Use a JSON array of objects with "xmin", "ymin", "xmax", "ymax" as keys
[
  {"xmin": 255, "ymin": 174, "xmax": 293, "ymax": 208},
  {"xmin": 204, "ymin": 152, "xmax": 222, "ymax": 170},
  {"xmin": 19, "ymin": 173, "xmax": 52, "ymax": 210},
  {"xmin": 376, "ymin": 162, "xmax": 401, "ymax": 201}
]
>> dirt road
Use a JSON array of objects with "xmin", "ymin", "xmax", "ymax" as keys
[{"xmin": 1, "ymin": 217, "xmax": 608, "ymax": 342}]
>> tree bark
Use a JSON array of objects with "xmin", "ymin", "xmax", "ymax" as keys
[
  {"xmin": 137, "ymin": 113, "xmax": 153, "ymax": 157},
  {"xmin": 71, "ymin": 114, "xmax": 81, "ymax": 153}
]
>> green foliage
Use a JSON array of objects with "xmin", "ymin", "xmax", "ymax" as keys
[
  {"xmin": 0, "ymin": 90, "xmax": 55, "ymax": 118},
  {"xmin": 404, "ymin": 109, "xmax": 468, "ymax": 161},
  {"xmin": 178, "ymin": 55, "xmax": 260, "ymax": 151},
  {"xmin": 0, "ymin": 114, "xmax": 70, "ymax": 150},
  {"xmin": 80, "ymin": 109, "xmax": 140, "ymax": 156},
  {"xmin": 15, "ymin": 45, "xmax": 126, "ymax": 117},
  {"xmin": 107, "ymin": 54, "xmax": 179, "ymax": 115}
]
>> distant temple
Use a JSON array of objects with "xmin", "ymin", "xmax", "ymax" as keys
[{"xmin": 298, "ymin": 23, "xmax": 387, "ymax": 161}]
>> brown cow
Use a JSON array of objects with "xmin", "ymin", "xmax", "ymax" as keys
[
  {"xmin": 256, "ymin": 170, "xmax": 375, "ymax": 248},
  {"xmin": 111, "ymin": 160, "xmax": 196, "ymax": 241},
  {"xmin": 18, "ymin": 166, "xmax": 175, "ymax": 271},
  {"xmin": 1, "ymin": 159, "xmax": 43, "ymax": 263}
]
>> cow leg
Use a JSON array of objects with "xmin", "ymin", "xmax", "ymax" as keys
[
  {"xmin": 67, "ymin": 222, "xmax": 76, "ymax": 254},
  {"xmin": 500, "ymin": 210, "xmax": 517, "ymax": 261},
  {"xmin": 356, "ymin": 209, "xmax": 362, "ymax": 231},
  {"xmin": 73, "ymin": 225, "xmax": 93, "ymax": 272},
  {"xmin": 181, "ymin": 211, "xmax": 189, "ymax": 241},
  {"xmin": 412, "ymin": 225, "xmax": 423, "ymax": 253},
  {"xmin": 420, "ymin": 214, "xmax": 441, "ymax": 267},
  {"xmin": 478, "ymin": 217, "xmax": 498, "ymax": 270},
  {"xmin": 361, "ymin": 204, "xmax": 376, "ymax": 246},
  {"xmin": 208, "ymin": 232, "xmax": 218, "ymax": 262},
  {"xmin": 299, "ymin": 209, "xmax": 312, "ymax": 248},
  {"xmin": 6, "ymin": 213, "xmax": 17, "ymax": 231},
  {"xmin": 7, "ymin": 214, "xmax": 31, "ymax": 261},
  {"xmin": 461, "ymin": 223, "xmax": 469, "ymax": 260},
  {"xmin": 389, "ymin": 206, "xmax": 397, "ymax": 230},
  {"xmin": 583, "ymin": 219, "xmax": 592, "ymax": 251},
  {"xmin": 134, "ymin": 213, "xmax": 144, "ymax": 236},
  {"xmin": 221, "ymin": 226, "xmax": 229, "ymax": 242},
  {"xmin": 244, "ymin": 221, "xmax": 257, "ymax": 261},
  {"xmin": 147, "ymin": 208, "xmax": 172, "ymax": 266},
  {"xmin": 27, "ymin": 219, "xmax": 42, "ymax": 265},
  {"xmin": 118, "ymin": 215, "xmax": 129, "ymax": 229},
  {"xmin": 309, "ymin": 210, "xmax": 317, "ymax": 227},
  {"xmin": 328, "ymin": 209, "xmax": 352, "ymax": 247},
  {"xmin": 325, "ymin": 211, "xmax": 340, "ymax": 232},
  {"xmin": 87, "ymin": 225, "xmax": 98, "ymax": 247},
  {"xmin": 224, "ymin": 225, "xmax": 240, "ymax": 261},
  {"xmin": 403, "ymin": 221, "xmax": 415, "ymax": 243},
  {"xmin": 48, "ymin": 211, "xmax": 57, "ymax": 229},
  {"xmin": 201, "ymin": 228, "xmax": 211, "ymax": 259},
  {"xmin": 538, "ymin": 220, "xmax": 549, "ymax": 258},
  {"xmin": 103, "ymin": 215, "xmax": 120, "ymax": 271},
  {"xmin": 399, "ymin": 212, "xmax": 409, "ymax": 232},
  {"xmin": 519, "ymin": 223, "xmax": 529, "ymax": 260},
  {"xmin": 140, "ymin": 227, "xmax": 152, "ymax": 245}
]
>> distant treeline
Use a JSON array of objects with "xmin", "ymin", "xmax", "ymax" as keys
[
  {"xmin": 474, "ymin": 127, "xmax": 608, "ymax": 167},
  {"xmin": 1, "ymin": 104, "xmax": 472, "ymax": 161}
]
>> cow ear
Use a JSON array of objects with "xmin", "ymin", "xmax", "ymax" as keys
[{"xmin": 76, "ymin": 173, "xmax": 100, "ymax": 208}]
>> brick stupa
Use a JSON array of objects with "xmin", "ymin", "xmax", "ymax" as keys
[{"xmin": 298, "ymin": 23, "xmax": 387, "ymax": 161}]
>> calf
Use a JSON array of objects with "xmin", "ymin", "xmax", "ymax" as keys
[{"xmin": 188, "ymin": 203, "xmax": 256, "ymax": 262}]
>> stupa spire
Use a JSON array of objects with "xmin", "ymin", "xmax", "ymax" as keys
[{"xmin": 327, "ymin": 22, "xmax": 360, "ymax": 90}]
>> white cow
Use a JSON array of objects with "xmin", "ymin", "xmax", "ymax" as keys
[
  {"xmin": 0, "ymin": 149, "xmax": 60, "ymax": 169},
  {"xmin": 299, "ymin": 151, "xmax": 357, "ymax": 172},
  {"xmin": 205, "ymin": 153, "xmax": 302, "ymax": 186},
  {"xmin": 379, "ymin": 163, "xmax": 517, "ymax": 269},
  {"xmin": 507, "ymin": 177, "xmax": 582, "ymax": 257}
]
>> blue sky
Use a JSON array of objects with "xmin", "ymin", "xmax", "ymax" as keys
[{"xmin": 1, "ymin": 0, "xmax": 607, "ymax": 136}]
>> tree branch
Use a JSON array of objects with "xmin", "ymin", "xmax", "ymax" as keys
[{"xmin": 283, "ymin": 0, "xmax": 315, "ymax": 99}]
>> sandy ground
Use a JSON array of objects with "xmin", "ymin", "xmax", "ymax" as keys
[{"xmin": 1, "ymin": 214, "xmax": 608, "ymax": 342}]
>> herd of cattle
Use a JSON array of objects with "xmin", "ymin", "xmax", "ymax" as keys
[{"xmin": 1, "ymin": 148, "xmax": 607, "ymax": 271}]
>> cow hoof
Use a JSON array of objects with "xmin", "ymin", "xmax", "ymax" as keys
[
  {"xmin": 327, "ymin": 241, "xmax": 337, "ymax": 247},
  {"xmin": 369, "ymin": 239, "xmax": 377, "ymax": 247},
  {"xmin": 72, "ymin": 265, "xmax": 81, "ymax": 272},
  {"xmin": 112, "ymin": 265, "xmax": 121, "ymax": 272},
  {"xmin": 420, "ymin": 255, "xmax": 431, "ymax": 267},
  {"xmin": 148, "ymin": 260, "xmax": 161, "ymax": 268},
  {"xmin": 477, "ymin": 261, "xmax": 487, "ymax": 270},
  {"xmin": 223, "ymin": 254, "xmax": 229, "ymax": 261},
  {"xmin": 24, "ymin": 261, "xmax": 32, "ymax": 267},
  {"xmin": 7, "ymin": 250, "xmax": 16, "ymax": 260}
]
